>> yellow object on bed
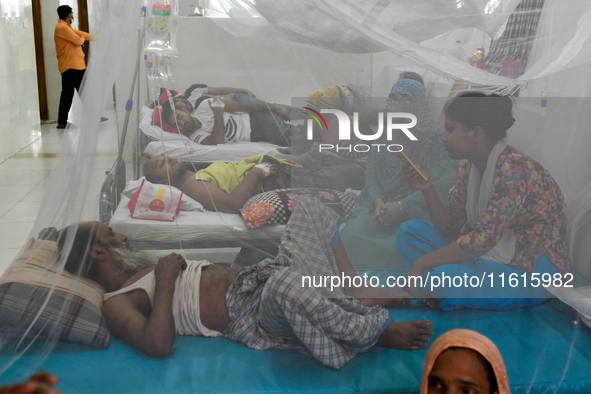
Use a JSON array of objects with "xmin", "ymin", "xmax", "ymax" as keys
[{"xmin": 196, "ymin": 155, "xmax": 292, "ymax": 194}]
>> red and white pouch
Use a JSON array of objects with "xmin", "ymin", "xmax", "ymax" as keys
[{"xmin": 128, "ymin": 179, "xmax": 183, "ymax": 221}]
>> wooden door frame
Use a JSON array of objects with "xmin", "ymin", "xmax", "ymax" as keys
[
  {"xmin": 32, "ymin": 0, "xmax": 48, "ymax": 120},
  {"xmin": 77, "ymin": 0, "xmax": 90, "ymax": 63}
]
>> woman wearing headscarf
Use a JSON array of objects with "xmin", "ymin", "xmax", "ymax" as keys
[
  {"xmin": 283, "ymin": 85, "xmax": 367, "ymax": 189},
  {"xmin": 421, "ymin": 329, "xmax": 511, "ymax": 394},
  {"xmin": 397, "ymin": 92, "xmax": 570, "ymax": 310},
  {"xmin": 339, "ymin": 79, "xmax": 456, "ymax": 269},
  {"xmin": 281, "ymin": 85, "xmax": 358, "ymax": 157}
]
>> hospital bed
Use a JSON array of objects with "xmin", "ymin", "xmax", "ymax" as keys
[
  {"xmin": 109, "ymin": 194, "xmax": 285, "ymax": 250},
  {"xmin": 1, "ymin": 269, "xmax": 589, "ymax": 394},
  {"xmin": 100, "ymin": 159, "xmax": 285, "ymax": 251},
  {"xmin": 104, "ymin": 103, "xmax": 292, "ymax": 251}
]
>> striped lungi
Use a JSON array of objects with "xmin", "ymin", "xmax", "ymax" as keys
[{"xmin": 223, "ymin": 198, "xmax": 389, "ymax": 369}]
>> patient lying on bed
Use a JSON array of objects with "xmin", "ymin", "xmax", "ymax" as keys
[
  {"xmin": 144, "ymin": 154, "xmax": 365, "ymax": 213},
  {"xmin": 175, "ymin": 83, "xmax": 302, "ymax": 120},
  {"xmin": 161, "ymin": 96, "xmax": 295, "ymax": 146},
  {"xmin": 180, "ymin": 83, "xmax": 258, "ymax": 107},
  {"xmin": 58, "ymin": 198, "xmax": 433, "ymax": 369}
]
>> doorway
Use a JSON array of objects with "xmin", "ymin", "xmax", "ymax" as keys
[{"xmin": 32, "ymin": 0, "xmax": 89, "ymax": 122}]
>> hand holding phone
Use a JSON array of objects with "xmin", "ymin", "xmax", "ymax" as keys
[{"xmin": 397, "ymin": 150, "xmax": 428, "ymax": 182}]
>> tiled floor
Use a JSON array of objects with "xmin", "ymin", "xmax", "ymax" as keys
[
  {"xmin": 0, "ymin": 109, "xmax": 119, "ymax": 275},
  {"xmin": 0, "ymin": 109, "xmax": 240, "ymax": 274}
]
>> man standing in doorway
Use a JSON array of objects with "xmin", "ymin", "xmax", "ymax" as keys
[{"xmin": 54, "ymin": 5, "xmax": 92, "ymax": 129}]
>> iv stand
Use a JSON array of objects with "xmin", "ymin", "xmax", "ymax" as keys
[{"xmin": 112, "ymin": 6, "xmax": 147, "ymax": 209}]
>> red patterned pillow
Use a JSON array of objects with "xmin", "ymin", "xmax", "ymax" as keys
[
  {"xmin": 151, "ymin": 107, "xmax": 189, "ymax": 137},
  {"xmin": 240, "ymin": 188, "xmax": 356, "ymax": 228}
]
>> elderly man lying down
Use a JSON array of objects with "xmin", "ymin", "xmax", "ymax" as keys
[
  {"xmin": 58, "ymin": 198, "xmax": 433, "ymax": 369},
  {"xmin": 144, "ymin": 154, "xmax": 365, "ymax": 213}
]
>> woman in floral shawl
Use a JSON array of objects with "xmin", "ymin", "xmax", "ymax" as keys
[{"xmin": 397, "ymin": 92, "xmax": 569, "ymax": 310}]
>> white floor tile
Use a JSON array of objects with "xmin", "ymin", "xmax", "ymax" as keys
[
  {"xmin": 0, "ymin": 201, "xmax": 43, "ymax": 223},
  {"xmin": 0, "ymin": 222, "xmax": 35, "ymax": 249},
  {"xmin": 0, "ymin": 170, "xmax": 50, "ymax": 185},
  {"xmin": 21, "ymin": 183, "xmax": 47, "ymax": 202},
  {"xmin": 0, "ymin": 184, "xmax": 38, "ymax": 202},
  {"xmin": 0, "ymin": 248, "xmax": 21, "ymax": 276},
  {"xmin": 18, "ymin": 132, "xmax": 63, "ymax": 154},
  {"xmin": 0, "ymin": 158, "xmax": 56, "ymax": 172},
  {"xmin": 0, "ymin": 202, "xmax": 16, "ymax": 219}
]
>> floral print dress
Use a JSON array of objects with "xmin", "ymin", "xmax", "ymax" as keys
[{"xmin": 443, "ymin": 146, "xmax": 570, "ymax": 273}]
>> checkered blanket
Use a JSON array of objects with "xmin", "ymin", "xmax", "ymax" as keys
[{"xmin": 224, "ymin": 198, "xmax": 389, "ymax": 369}]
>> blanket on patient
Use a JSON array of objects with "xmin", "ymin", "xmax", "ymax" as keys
[{"xmin": 223, "ymin": 198, "xmax": 389, "ymax": 369}]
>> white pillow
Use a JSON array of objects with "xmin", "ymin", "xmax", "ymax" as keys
[
  {"xmin": 123, "ymin": 178, "xmax": 207, "ymax": 212},
  {"xmin": 144, "ymin": 140, "xmax": 287, "ymax": 163}
]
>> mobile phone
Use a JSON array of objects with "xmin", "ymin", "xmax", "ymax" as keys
[{"xmin": 397, "ymin": 150, "xmax": 428, "ymax": 182}]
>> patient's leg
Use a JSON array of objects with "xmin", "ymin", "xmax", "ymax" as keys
[
  {"xmin": 249, "ymin": 111, "xmax": 292, "ymax": 146},
  {"xmin": 333, "ymin": 240, "xmax": 412, "ymax": 308},
  {"xmin": 280, "ymin": 197, "xmax": 410, "ymax": 308},
  {"xmin": 260, "ymin": 268, "xmax": 433, "ymax": 368}
]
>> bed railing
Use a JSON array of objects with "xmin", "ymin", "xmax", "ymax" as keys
[{"xmin": 99, "ymin": 159, "xmax": 126, "ymax": 224}]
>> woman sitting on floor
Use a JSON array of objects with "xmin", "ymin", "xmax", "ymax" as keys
[
  {"xmin": 422, "ymin": 329, "xmax": 510, "ymax": 394},
  {"xmin": 339, "ymin": 79, "xmax": 456, "ymax": 269},
  {"xmin": 397, "ymin": 92, "xmax": 570, "ymax": 310}
]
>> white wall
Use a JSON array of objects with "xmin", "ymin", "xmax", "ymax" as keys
[
  {"xmin": 0, "ymin": 1, "xmax": 41, "ymax": 163},
  {"xmin": 172, "ymin": 18, "xmax": 372, "ymax": 104}
]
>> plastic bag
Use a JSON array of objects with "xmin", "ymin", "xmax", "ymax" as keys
[{"xmin": 128, "ymin": 179, "xmax": 183, "ymax": 221}]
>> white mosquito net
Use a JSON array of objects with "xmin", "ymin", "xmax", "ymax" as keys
[{"xmin": 0, "ymin": 0, "xmax": 590, "ymax": 392}]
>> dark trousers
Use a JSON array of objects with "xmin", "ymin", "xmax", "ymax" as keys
[{"xmin": 57, "ymin": 68, "xmax": 85, "ymax": 125}]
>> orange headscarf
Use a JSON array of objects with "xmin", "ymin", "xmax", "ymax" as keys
[{"xmin": 420, "ymin": 329, "xmax": 511, "ymax": 394}]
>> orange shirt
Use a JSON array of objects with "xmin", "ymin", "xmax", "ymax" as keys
[{"xmin": 54, "ymin": 20, "xmax": 92, "ymax": 74}]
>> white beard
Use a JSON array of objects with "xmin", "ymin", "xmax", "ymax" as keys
[{"xmin": 106, "ymin": 246, "xmax": 160, "ymax": 274}]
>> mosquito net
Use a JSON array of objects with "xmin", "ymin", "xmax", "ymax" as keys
[{"xmin": 0, "ymin": 0, "xmax": 590, "ymax": 392}]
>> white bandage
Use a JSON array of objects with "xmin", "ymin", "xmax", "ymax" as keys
[{"xmin": 254, "ymin": 163, "xmax": 271, "ymax": 177}]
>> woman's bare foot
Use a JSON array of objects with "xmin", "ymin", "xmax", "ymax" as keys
[{"xmin": 376, "ymin": 320, "xmax": 434, "ymax": 350}]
